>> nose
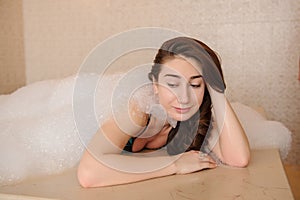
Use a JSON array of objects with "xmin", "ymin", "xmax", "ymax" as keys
[{"xmin": 177, "ymin": 85, "xmax": 190, "ymax": 104}]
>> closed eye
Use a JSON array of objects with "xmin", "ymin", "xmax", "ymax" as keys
[
  {"xmin": 167, "ymin": 83, "xmax": 179, "ymax": 88},
  {"xmin": 190, "ymin": 84, "xmax": 201, "ymax": 88}
]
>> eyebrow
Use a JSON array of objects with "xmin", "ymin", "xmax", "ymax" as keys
[
  {"xmin": 190, "ymin": 75, "xmax": 203, "ymax": 80},
  {"xmin": 164, "ymin": 74, "xmax": 203, "ymax": 80},
  {"xmin": 164, "ymin": 74, "xmax": 181, "ymax": 78}
]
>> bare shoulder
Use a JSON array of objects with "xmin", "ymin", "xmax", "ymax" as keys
[{"xmin": 128, "ymin": 98, "xmax": 149, "ymax": 128}]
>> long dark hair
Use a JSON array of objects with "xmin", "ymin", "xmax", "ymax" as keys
[{"xmin": 148, "ymin": 37, "xmax": 226, "ymax": 155}]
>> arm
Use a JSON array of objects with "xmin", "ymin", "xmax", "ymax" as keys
[
  {"xmin": 207, "ymin": 86, "xmax": 251, "ymax": 167},
  {"xmin": 77, "ymin": 117, "xmax": 176, "ymax": 188},
  {"xmin": 77, "ymin": 108, "xmax": 216, "ymax": 188},
  {"xmin": 78, "ymin": 148, "xmax": 177, "ymax": 187}
]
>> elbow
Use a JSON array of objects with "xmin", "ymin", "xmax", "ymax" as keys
[
  {"xmin": 77, "ymin": 151, "xmax": 118, "ymax": 188},
  {"xmin": 77, "ymin": 166, "xmax": 94, "ymax": 188},
  {"xmin": 232, "ymin": 151, "xmax": 251, "ymax": 168},
  {"xmin": 224, "ymin": 150, "xmax": 251, "ymax": 168},
  {"xmin": 225, "ymin": 157, "xmax": 250, "ymax": 168},
  {"xmin": 77, "ymin": 151, "xmax": 109, "ymax": 188},
  {"xmin": 234, "ymin": 156, "xmax": 250, "ymax": 168},
  {"xmin": 77, "ymin": 163, "xmax": 107, "ymax": 188}
]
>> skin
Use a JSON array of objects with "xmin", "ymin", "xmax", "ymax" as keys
[
  {"xmin": 133, "ymin": 57, "xmax": 205, "ymax": 151},
  {"xmin": 77, "ymin": 57, "xmax": 250, "ymax": 188},
  {"xmin": 155, "ymin": 57, "xmax": 205, "ymax": 121}
]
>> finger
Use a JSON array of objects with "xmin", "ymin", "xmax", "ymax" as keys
[
  {"xmin": 198, "ymin": 157, "xmax": 216, "ymax": 164},
  {"xmin": 206, "ymin": 155, "xmax": 217, "ymax": 164},
  {"xmin": 199, "ymin": 155, "xmax": 216, "ymax": 164},
  {"xmin": 207, "ymin": 162, "xmax": 218, "ymax": 169},
  {"xmin": 200, "ymin": 162, "xmax": 217, "ymax": 170},
  {"xmin": 198, "ymin": 153, "xmax": 216, "ymax": 164}
]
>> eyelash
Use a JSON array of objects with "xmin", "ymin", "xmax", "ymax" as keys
[
  {"xmin": 167, "ymin": 83, "xmax": 201, "ymax": 88},
  {"xmin": 191, "ymin": 84, "xmax": 201, "ymax": 88},
  {"xmin": 167, "ymin": 83, "xmax": 179, "ymax": 88}
]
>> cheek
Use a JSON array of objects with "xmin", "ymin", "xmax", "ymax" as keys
[
  {"xmin": 195, "ymin": 88, "xmax": 205, "ymax": 105},
  {"xmin": 157, "ymin": 86, "xmax": 176, "ymax": 104}
]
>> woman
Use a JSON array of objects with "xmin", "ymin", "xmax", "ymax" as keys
[{"xmin": 77, "ymin": 37, "xmax": 250, "ymax": 188}]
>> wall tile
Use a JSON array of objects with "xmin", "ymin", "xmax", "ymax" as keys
[
  {"xmin": 13, "ymin": 0, "xmax": 300, "ymax": 163},
  {"xmin": 0, "ymin": 0, "xmax": 26, "ymax": 94}
]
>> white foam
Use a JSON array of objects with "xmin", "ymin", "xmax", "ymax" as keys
[
  {"xmin": 0, "ymin": 73, "xmax": 124, "ymax": 186},
  {"xmin": 0, "ymin": 74, "xmax": 292, "ymax": 186},
  {"xmin": 231, "ymin": 102, "xmax": 292, "ymax": 159}
]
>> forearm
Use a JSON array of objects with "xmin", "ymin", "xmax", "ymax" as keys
[
  {"xmin": 209, "ymin": 90, "xmax": 250, "ymax": 167},
  {"xmin": 219, "ymin": 99, "xmax": 250, "ymax": 166},
  {"xmin": 77, "ymin": 150, "xmax": 177, "ymax": 188}
]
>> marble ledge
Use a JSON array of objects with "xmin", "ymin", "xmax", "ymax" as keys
[{"xmin": 0, "ymin": 149, "xmax": 294, "ymax": 200}]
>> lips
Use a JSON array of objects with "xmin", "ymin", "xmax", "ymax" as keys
[{"xmin": 174, "ymin": 107, "xmax": 192, "ymax": 114}]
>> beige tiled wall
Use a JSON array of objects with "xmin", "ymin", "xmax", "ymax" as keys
[
  {"xmin": 0, "ymin": 0, "xmax": 26, "ymax": 94},
  {"xmin": 1, "ymin": 0, "xmax": 300, "ymax": 164}
]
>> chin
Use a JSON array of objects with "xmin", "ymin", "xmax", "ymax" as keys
[
  {"xmin": 171, "ymin": 114, "xmax": 193, "ymax": 122},
  {"xmin": 171, "ymin": 109, "xmax": 200, "ymax": 122}
]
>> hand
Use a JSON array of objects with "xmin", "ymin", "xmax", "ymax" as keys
[{"xmin": 174, "ymin": 150, "xmax": 217, "ymax": 175}]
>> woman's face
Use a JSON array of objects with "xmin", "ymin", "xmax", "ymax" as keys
[{"xmin": 154, "ymin": 57, "xmax": 205, "ymax": 121}]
